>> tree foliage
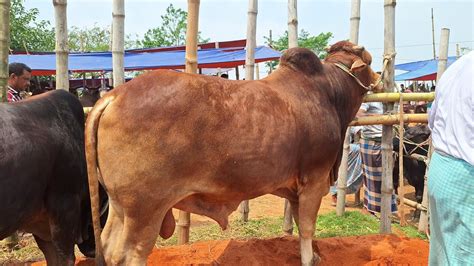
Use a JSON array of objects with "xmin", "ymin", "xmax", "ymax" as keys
[
  {"xmin": 69, "ymin": 24, "xmax": 137, "ymax": 52},
  {"xmin": 264, "ymin": 30, "xmax": 333, "ymax": 71},
  {"xmin": 139, "ymin": 4, "xmax": 209, "ymax": 48},
  {"xmin": 9, "ymin": 0, "xmax": 55, "ymax": 52}
]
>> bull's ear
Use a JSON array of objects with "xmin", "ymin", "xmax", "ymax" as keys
[{"xmin": 350, "ymin": 59, "xmax": 367, "ymax": 72}]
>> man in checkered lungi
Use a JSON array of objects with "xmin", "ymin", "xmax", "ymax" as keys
[
  {"xmin": 358, "ymin": 101, "xmax": 397, "ymax": 214},
  {"xmin": 428, "ymin": 51, "xmax": 473, "ymax": 265}
]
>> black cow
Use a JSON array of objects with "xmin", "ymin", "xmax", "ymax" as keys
[
  {"xmin": 0, "ymin": 90, "xmax": 93, "ymax": 265},
  {"xmin": 393, "ymin": 124, "xmax": 430, "ymax": 219}
]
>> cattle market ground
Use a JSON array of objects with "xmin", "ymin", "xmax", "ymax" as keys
[{"xmin": 2, "ymin": 187, "xmax": 429, "ymax": 265}]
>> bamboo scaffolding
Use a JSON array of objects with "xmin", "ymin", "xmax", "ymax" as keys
[
  {"xmin": 0, "ymin": 0, "xmax": 9, "ymax": 102},
  {"xmin": 112, "ymin": 0, "xmax": 125, "ymax": 87},
  {"xmin": 177, "ymin": 0, "xmax": 200, "ymax": 245},
  {"xmin": 336, "ymin": 0, "xmax": 361, "ymax": 216},
  {"xmin": 239, "ymin": 0, "xmax": 258, "ymax": 223},
  {"xmin": 283, "ymin": 0, "xmax": 298, "ymax": 235},
  {"xmin": 53, "ymin": 0, "xmax": 69, "ymax": 90}
]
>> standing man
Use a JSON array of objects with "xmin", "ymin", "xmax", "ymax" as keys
[
  {"xmin": 427, "ymin": 51, "xmax": 474, "ymax": 265},
  {"xmin": 357, "ymin": 101, "xmax": 397, "ymax": 215},
  {"xmin": 7, "ymin": 63, "xmax": 32, "ymax": 102}
]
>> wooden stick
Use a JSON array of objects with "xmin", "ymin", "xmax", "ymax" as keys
[
  {"xmin": 398, "ymin": 94, "xmax": 407, "ymax": 226},
  {"xmin": 53, "ymin": 0, "xmax": 69, "ymax": 91},
  {"xmin": 403, "ymin": 198, "xmax": 427, "ymax": 211},
  {"xmin": 349, "ymin": 0, "xmax": 361, "ymax": 44},
  {"xmin": 283, "ymin": 0, "xmax": 298, "ymax": 235},
  {"xmin": 0, "ymin": 0, "xmax": 9, "ymax": 102},
  {"xmin": 177, "ymin": 0, "xmax": 200, "ymax": 245},
  {"xmin": 380, "ymin": 0, "xmax": 397, "ymax": 234},
  {"xmin": 112, "ymin": 0, "xmax": 125, "ymax": 87}
]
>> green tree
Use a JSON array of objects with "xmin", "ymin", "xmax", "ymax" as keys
[
  {"xmin": 140, "ymin": 4, "xmax": 209, "ymax": 48},
  {"xmin": 69, "ymin": 24, "xmax": 137, "ymax": 52},
  {"xmin": 264, "ymin": 30, "xmax": 333, "ymax": 71},
  {"xmin": 10, "ymin": 0, "xmax": 55, "ymax": 52}
]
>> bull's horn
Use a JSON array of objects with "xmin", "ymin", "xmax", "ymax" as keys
[{"xmin": 353, "ymin": 45, "xmax": 365, "ymax": 52}]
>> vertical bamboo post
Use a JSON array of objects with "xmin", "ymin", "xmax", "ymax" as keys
[
  {"xmin": 239, "ymin": 0, "xmax": 257, "ymax": 223},
  {"xmin": 177, "ymin": 0, "xmax": 200, "ymax": 245},
  {"xmin": 0, "ymin": 0, "xmax": 9, "ymax": 102},
  {"xmin": 283, "ymin": 0, "xmax": 298, "ymax": 234},
  {"xmin": 431, "ymin": 8, "xmax": 436, "ymax": 60},
  {"xmin": 380, "ymin": 0, "xmax": 396, "ymax": 234},
  {"xmin": 268, "ymin": 29, "xmax": 273, "ymax": 74},
  {"xmin": 350, "ymin": 0, "xmax": 361, "ymax": 207},
  {"xmin": 53, "ymin": 0, "xmax": 69, "ymax": 91},
  {"xmin": 419, "ymin": 28, "xmax": 449, "ymax": 233},
  {"xmin": 336, "ymin": 0, "xmax": 361, "ymax": 216},
  {"xmin": 398, "ymin": 94, "xmax": 407, "ymax": 226},
  {"xmin": 436, "ymin": 28, "xmax": 450, "ymax": 83},
  {"xmin": 456, "ymin": 43, "xmax": 460, "ymax": 58},
  {"xmin": 112, "ymin": 0, "xmax": 125, "ymax": 87},
  {"xmin": 255, "ymin": 63, "xmax": 260, "ymax": 80}
]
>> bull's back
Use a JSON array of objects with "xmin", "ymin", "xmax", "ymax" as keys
[{"xmin": 0, "ymin": 90, "xmax": 86, "ymax": 236}]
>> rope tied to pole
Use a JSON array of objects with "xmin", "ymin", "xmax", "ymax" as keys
[{"xmin": 333, "ymin": 52, "xmax": 396, "ymax": 92}]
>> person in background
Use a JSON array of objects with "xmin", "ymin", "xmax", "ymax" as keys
[
  {"xmin": 357, "ymin": 101, "xmax": 397, "ymax": 215},
  {"xmin": 427, "ymin": 51, "xmax": 473, "ymax": 265},
  {"xmin": 7, "ymin": 63, "xmax": 32, "ymax": 102}
]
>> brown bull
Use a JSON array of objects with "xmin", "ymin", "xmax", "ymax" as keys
[{"xmin": 86, "ymin": 41, "xmax": 382, "ymax": 265}]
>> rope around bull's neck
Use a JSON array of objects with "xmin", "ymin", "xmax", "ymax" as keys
[{"xmin": 332, "ymin": 52, "xmax": 396, "ymax": 92}]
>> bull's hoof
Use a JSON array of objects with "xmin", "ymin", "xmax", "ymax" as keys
[{"xmin": 302, "ymin": 253, "xmax": 321, "ymax": 266}]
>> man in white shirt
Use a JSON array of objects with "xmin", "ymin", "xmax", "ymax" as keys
[{"xmin": 427, "ymin": 51, "xmax": 474, "ymax": 265}]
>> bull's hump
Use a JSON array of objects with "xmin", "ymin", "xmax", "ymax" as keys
[{"xmin": 279, "ymin": 47, "xmax": 323, "ymax": 76}]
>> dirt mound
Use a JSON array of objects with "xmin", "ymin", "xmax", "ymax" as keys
[{"xmin": 34, "ymin": 234, "xmax": 427, "ymax": 265}]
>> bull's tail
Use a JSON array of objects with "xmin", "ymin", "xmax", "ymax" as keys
[{"xmin": 85, "ymin": 96, "xmax": 113, "ymax": 266}]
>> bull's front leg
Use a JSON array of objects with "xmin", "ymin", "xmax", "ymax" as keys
[{"xmin": 297, "ymin": 177, "xmax": 328, "ymax": 266}]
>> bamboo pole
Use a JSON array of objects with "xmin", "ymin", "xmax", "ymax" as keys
[
  {"xmin": 380, "ymin": 0, "xmax": 396, "ymax": 234},
  {"xmin": 337, "ymin": 0, "xmax": 362, "ymax": 216},
  {"xmin": 112, "ymin": 0, "xmax": 125, "ymax": 87},
  {"xmin": 397, "ymin": 95, "xmax": 407, "ymax": 226},
  {"xmin": 283, "ymin": 0, "xmax": 298, "ymax": 235},
  {"xmin": 255, "ymin": 63, "xmax": 260, "ymax": 80},
  {"xmin": 419, "ymin": 28, "xmax": 450, "ymax": 233},
  {"xmin": 350, "ymin": 113, "xmax": 427, "ymax": 126},
  {"xmin": 0, "ymin": 0, "xmax": 9, "ymax": 102},
  {"xmin": 436, "ymin": 28, "xmax": 450, "ymax": 83},
  {"xmin": 239, "ymin": 0, "xmax": 257, "ymax": 223},
  {"xmin": 268, "ymin": 29, "xmax": 273, "ymax": 74},
  {"xmin": 364, "ymin": 92, "xmax": 434, "ymax": 102},
  {"xmin": 53, "ymin": 0, "xmax": 69, "ymax": 91},
  {"xmin": 403, "ymin": 198, "xmax": 427, "ymax": 212},
  {"xmin": 177, "ymin": 0, "xmax": 200, "ymax": 245}
]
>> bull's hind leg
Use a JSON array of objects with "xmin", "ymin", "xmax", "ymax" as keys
[
  {"xmin": 101, "ymin": 199, "xmax": 124, "ymax": 265},
  {"xmin": 34, "ymin": 236, "xmax": 59, "ymax": 266},
  {"xmin": 110, "ymin": 203, "xmax": 170, "ymax": 266},
  {"xmin": 297, "ymin": 174, "xmax": 329, "ymax": 266}
]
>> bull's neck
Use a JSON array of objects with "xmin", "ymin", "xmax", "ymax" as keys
[{"xmin": 322, "ymin": 63, "xmax": 366, "ymax": 128}]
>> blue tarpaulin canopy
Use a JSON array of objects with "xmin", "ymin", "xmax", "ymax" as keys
[
  {"xmin": 394, "ymin": 56, "xmax": 457, "ymax": 81},
  {"xmin": 8, "ymin": 46, "xmax": 281, "ymax": 76}
]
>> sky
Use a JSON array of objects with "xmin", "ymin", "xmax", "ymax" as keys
[{"xmin": 25, "ymin": 0, "xmax": 473, "ymax": 75}]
